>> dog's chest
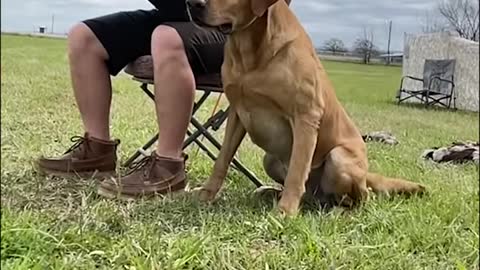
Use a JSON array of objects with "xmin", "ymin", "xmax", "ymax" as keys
[{"xmin": 225, "ymin": 84, "xmax": 293, "ymax": 158}]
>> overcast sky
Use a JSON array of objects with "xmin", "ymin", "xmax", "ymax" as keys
[{"xmin": 1, "ymin": 0, "xmax": 439, "ymax": 51}]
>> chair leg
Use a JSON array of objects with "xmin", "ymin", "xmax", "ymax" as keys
[
  {"xmin": 123, "ymin": 133, "xmax": 159, "ymax": 167},
  {"xmin": 398, "ymin": 92, "xmax": 424, "ymax": 104},
  {"xmin": 126, "ymin": 82, "xmax": 263, "ymax": 188},
  {"xmin": 426, "ymin": 96, "xmax": 450, "ymax": 109},
  {"xmin": 122, "ymin": 126, "xmax": 219, "ymax": 168},
  {"xmin": 185, "ymin": 129, "xmax": 219, "ymax": 161},
  {"xmin": 183, "ymin": 110, "xmax": 225, "ymax": 148},
  {"xmin": 123, "ymin": 85, "xmax": 209, "ymax": 167},
  {"xmin": 188, "ymin": 116, "xmax": 263, "ymax": 187}
]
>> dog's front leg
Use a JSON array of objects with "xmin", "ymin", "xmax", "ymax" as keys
[
  {"xmin": 194, "ymin": 108, "xmax": 246, "ymax": 202},
  {"xmin": 278, "ymin": 117, "xmax": 318, "ymax": 216}
]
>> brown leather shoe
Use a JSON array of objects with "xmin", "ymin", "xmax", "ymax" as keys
[
  {"xmin": 97, "ymin": 152, "xmax": 187, "ymax": 200},
  {"xmin": 36, "ymin": 133, "xmax": 120, "ymax": 179}
]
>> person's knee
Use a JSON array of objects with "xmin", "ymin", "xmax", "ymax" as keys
[
  {"xmin": 67, "ymin": 23, "xmax": 107, "ymax": 60},
  {"xmin": 151, "ymin": 25, "xmax": 187, "ymax": 66}
]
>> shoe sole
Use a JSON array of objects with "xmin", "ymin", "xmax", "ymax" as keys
[
  {"xmin": 96, "ymin": 186, "xmax": 187, "ymax": 201},
  {"xmin": 37, "ymin": 168, "xmax": 115, "ymax": 180}
]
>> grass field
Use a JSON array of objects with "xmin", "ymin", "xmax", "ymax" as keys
[{"xmin": 1, "ymin": 34, "xmax": 479, "ymax": 269}]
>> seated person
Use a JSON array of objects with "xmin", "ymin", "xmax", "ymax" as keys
[{"xmin": 36, "ymin": 1, "xmax": 226, "ymax": 199}]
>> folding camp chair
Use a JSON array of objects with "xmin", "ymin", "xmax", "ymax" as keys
[
  {"xmin": 122, "ymin": 55, "xmax": 263, "ymax": 188},
  {"xmin": 397, "ymin": 59, "xmax": 456, "ymax": 109}
]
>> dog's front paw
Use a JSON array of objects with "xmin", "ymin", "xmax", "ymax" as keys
[
  {"xmin": 277, "ymin": 195, "xmax": 301, "ymax": 217},
  {"xmin": 191, "ymin": 186, "xmax": 219, "ymax": 202}
]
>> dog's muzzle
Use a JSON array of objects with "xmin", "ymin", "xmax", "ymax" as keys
[{"xmin": 186, "ymin": 0, "xmax": 233, "ymax": 34}]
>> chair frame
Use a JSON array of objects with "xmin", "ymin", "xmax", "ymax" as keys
[
  {"xmin": 123, "ymin": 76, "xmax": 264, "ymax": 188},
  {"xmin": 397, "ymin": 60, "xmax": 456, "ymax": 109}
]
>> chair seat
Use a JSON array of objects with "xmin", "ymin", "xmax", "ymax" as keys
[
  {"xmin": 124, "ymin": 55, "xmax": 223, "ymax": 89},
  {"xmin": 402, "ymin": 89, "xmax": 447, "ymax": 96}
]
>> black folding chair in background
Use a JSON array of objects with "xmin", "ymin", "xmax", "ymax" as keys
[
  {"xmin": 397, "ymin": 59, "xmax": 456, "ymax": 109},
  {"xmin": 122, "ymin": 55, "xmax": 263, "ymax": 188}
]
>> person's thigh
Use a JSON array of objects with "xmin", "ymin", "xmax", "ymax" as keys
[
  {"xmin": 82, "ymin": 9, "xmax": 164, "ymax": 76},
  {"xmin": 162, "ymin": 22, "xmax": 226, "ymax": 75}
]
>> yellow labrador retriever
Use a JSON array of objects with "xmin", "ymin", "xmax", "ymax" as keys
[{"xmin": 186, "ymin": 0, "xmax": 426, "ymax": 216}]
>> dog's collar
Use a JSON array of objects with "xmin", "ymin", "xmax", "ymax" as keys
[{"xmin": 233, "ymin": 14, "xmax": 262, "ymax": 33}]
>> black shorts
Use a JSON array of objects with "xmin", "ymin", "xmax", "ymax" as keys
[{"xmin": 82, "ymin": 9, "xmax": 226, "ymax": 76}]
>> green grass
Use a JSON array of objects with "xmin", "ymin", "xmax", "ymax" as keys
[{"xmin": 1, "ymin": 34, "xmax": 479, "ymax": 269}]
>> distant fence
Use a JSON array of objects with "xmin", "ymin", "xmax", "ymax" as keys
[
  {"xmin": 317, "ymin": 52, "xmax": 402, "ymax": 66},
  {"xmin": 2, "ymin": 32, "xmax": 401, "ymax": 66},
  {"xmin": 2, "ymin": 31, "xmax": 67, "ymax": 39}
]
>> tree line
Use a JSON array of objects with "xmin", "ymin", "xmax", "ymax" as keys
[
  {"xmin": 319, "ymin": 28, "xmax": 382, "ymax": 65},
  {"xmin": 320, "ymin": 0, "xmax": 479, "ymax": 65}
]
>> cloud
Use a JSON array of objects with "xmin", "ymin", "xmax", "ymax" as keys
[
  {"xmin": 293, "ymin": 2, "xmax": 338, "ymax": 13},
  {"xmin": 1, "ymin": 0, "xmax": 438, "ymax": 50},
  {"xmin": 288, "ymin": 0, "xmax": 438, "ymax": 50}
]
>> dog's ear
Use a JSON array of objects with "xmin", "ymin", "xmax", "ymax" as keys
[
  {"xmin": 251, "ymin": 0, "xmax": 279, "ymax": 17},
  {"xmin": 251, "ymin": 0, "xmax": 292, "ymax": 17}
]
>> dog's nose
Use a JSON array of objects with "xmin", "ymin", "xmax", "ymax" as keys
[{"xmin": 186, "ymin": 0, "xmax": 206, "ymax": 8}]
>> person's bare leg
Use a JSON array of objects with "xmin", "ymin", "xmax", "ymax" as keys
[
  {"xmin": 68, "ymin": 23, "xmax": 112, "ymax": 141},
  {"xmin": 151, "ymin": 25, "xmax": 195, "ymax": 160},
  {"xmin": 37, "ymin": 23, "xmax": 117, "ymax": 178}
]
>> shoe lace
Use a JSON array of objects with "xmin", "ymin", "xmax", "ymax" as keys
[
  {"xmin": 64, "ymin": 135, "xmax": 88, "ymax": 155},
  {"xmin": 127, "ymin": 155, "xmax": 155, "ymax": 177}
]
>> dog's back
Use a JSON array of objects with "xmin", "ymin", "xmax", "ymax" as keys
[{"xmin": 265, "ymin": 2, "xmax": 366, "ymax": 165}]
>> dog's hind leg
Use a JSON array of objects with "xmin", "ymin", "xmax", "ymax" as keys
[{"xmin": 320, "ymin": 147, "xmax": 369, "ymax": 207}]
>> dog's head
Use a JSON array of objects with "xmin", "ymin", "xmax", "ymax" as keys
[{"xmin": 187, "ymin": 0, "xmax": 291, "ymax": 34}]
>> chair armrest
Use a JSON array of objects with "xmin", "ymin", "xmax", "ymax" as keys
[
  {"xmin": 399, "ymin": 75, "xmax": 424, "ymax": 92},
  {"xmin": 427, "ymin": 76, "xmax": 455, "ymax": 94},
  {"xmin": 429, "ymin": 76, "xmax": 455, "ymax": 86},
  {"xmin": 402, "ymin": 75, "xmax": 424, "ymax": 82}
]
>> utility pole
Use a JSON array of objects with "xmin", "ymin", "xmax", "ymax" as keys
[
  {"xmin": 51, "ymin": 14, "xmax": 55, "ymax": 34},
  {"xmin": 386, "ymin": 20, "xmax": 392, "ymax": 65}
]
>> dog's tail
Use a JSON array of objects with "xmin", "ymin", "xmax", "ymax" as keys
[{"xmin": 366, "ymin": 172, "xmax": 426, "ymax": 195}]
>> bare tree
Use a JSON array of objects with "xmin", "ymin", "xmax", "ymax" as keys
[
  {"xmin": 421, "ymin": 10, "xmax": 448, "ymax": 33},
  {"xmin": 353, "ymin": 27, "xmax": 378, "ymax": 64},
  {"xmin": 438, "ymin": 0, "xmax": 479, "ymax": 41},
  {"xmin": 322, "ymin": 38, "xmax": 347, "ymax": 55}
]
